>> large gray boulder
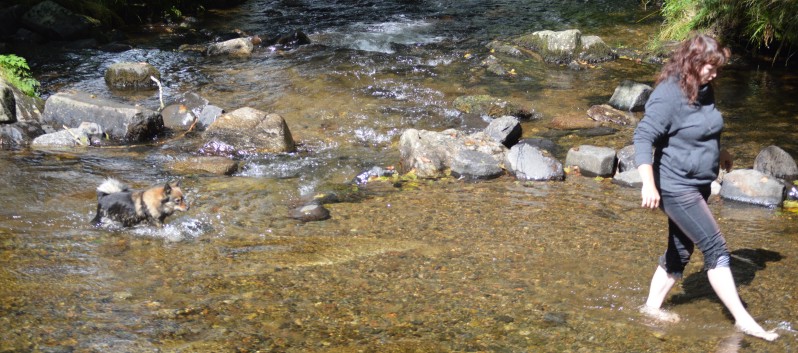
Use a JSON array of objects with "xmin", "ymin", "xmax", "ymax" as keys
[
  {"xmin": 505, "ymin": 142, "xmax": 564, "ymax": 181},
  {"xmin": 720, "ymin": 169, "xmax": 785, "ymax": 207},
  {"xmin": 564, "ymin": 145, "xmax": 617, "ymax": 177},
  {"xmin": 42, "ymin": 91, "xmax": 163, "ymax": 142},
  {"xmin": 202, "ymin": 107, "xmax": 295, "ymax": 154},
  {"xmin": 399, "ymin": 128, "xmax": 507, "ymax": 178},
  {"xmin": 20, "ymin": 0, "xmax": 96, "ymax": 40},
  {"xmin": 753, "ymin": 145, "xmax": 798, "ymax": 180}
]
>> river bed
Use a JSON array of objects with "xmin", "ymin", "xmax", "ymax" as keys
[{"xmin": 1, "ymin": 0, "xmax": 797, "ymax": 352}]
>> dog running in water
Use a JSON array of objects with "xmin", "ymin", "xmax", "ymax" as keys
[{"xmin": 91, "ymin": 178, "xmax": 189, "ymax": 227}]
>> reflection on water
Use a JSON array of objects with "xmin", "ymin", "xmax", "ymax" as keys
[{"xmin": 3, "ymin": 0, "xmax": 798, "ymax": 351}]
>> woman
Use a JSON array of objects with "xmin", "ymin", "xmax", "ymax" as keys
[{"xmin": 633, "ymin": 34, "xmax": 778, "ymax": 341}]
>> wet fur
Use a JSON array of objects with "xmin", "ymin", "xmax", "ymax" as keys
[{"xmin": 91, "ymin": 178, "xmax": 189, "ymax": 227}]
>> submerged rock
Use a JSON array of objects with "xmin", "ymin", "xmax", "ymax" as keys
[{"xmin": 290, "ymin": 204, "xmax": 330, "ymax": 222}]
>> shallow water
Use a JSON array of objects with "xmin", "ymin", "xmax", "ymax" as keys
[{"xmin": 2, "ymin": 0, "xmax": 798, "ymax": 352}]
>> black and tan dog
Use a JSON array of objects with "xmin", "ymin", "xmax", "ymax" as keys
[{"xmin": 91, "ymin": 178, "xmax": 189, "ymax": 227}]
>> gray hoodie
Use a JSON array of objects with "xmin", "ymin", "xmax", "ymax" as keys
[{"xmin": 633, "ymin": 76, "xmax": 723, "ymax": 193}]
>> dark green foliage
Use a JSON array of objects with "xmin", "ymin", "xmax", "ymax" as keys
[
  {"xmin": 657, "ymin": 0, "xmax": 798, "ymax": 64},
  {"xmin": 0, "ymin": 55, "xmax": 40, "ymax": 97}
]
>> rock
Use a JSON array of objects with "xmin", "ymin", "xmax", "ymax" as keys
[
  {"xmin": 0, "ymin": 79, "xmax": 16, "ymax": 123},
  {"xmin": 0, "ymin": 5, "xmax": 24, "ymax": 38},
  {"xmin": 608, "ymin": 80, "xmax": 652, "ymax": 112},
  {"xmin": 42, "ymin": 91, "xmax": 163, "ymax": 142},
  {"xmin": 549, "ymin": 113, "xmax": 600, "ymax": 130},
  {"xmin": 720, "ymin": 169, "xmax": 786, "ymax": 207},
  {"xmin": 167, "ymin": 156, "xmax": 239, "ymax": 175},
  {"xmin": 352, "ymin": 166, "xmax": 396, "ymax": 185},
  {"xmin": 276, "ymin": 31, "xmax": 311, "ymax": 50},
  {"xmin": 587, "ymin": 104, "xmax": 638, "ymax": 126},
  {"xmin": 31, "ymin": 122, "xmax": 103, "ymax": 147},
  {"xmin": 481, "ymin": 55, "xmax": 508, "ymax": 76},
  {"xmin": 579, "ymin": 35, "xmax": 616, "ymax": 63},
  {"xmin": 207, "ymin": 37, "xmax": 254, "ymax": 56},
  {"xmin": 616, "ymin": 145, "xmax": 637, "ymax": 173},
  {"xmin": 452, "ymin": 95, "xmax": 538, "ymax": 120},
  {"xmin": 565, "ymin": 145, "xmax": 617, "ymax": 177},
  {"xmin": 484, "ymin": 115, "xmax": 521, "ymax": 148},
  {"xmin": 573, "ymin": 126, "xmax": 618, "ymax": 137},
  {"xmin": 753, "ymin": 145, "xmax": 798, "ymax": 180},
  {"xmin": 290, "ymin": 204, "xmax": 330, "ymax": 222},
  {"xmin": 104, "ymin": 62, "xmax": 160, "ymax": 90},
  {"xmin": 202, "ymin": 107, "xmax": 295, "ymax": 154},
  {"xmin": 450, "ymin": 149, "xmax": 504, "ymax": 180},
  {"xmin": 161, "ymin": 104, "xmax": 197, "ymax": 131},
  {"xmin": 398, "ymin": 128, "xmax": 507, "ymax": 179},
  {"xmin": 515, "ymin": 29, "xmax": 581, "ymax": 64},
  {"xmin": 612, "ymin": 169, "xmax": 642, "ymax": 188},
  {"xmin": 518, "ymin": 138, "xmax": 558, "ymax": 154},
  {"xmin": 168, "ymin": 91, "xmax": 224, "ymax": 130},
  {"xmin": 505, "ymin": 142, "xmax": 564, "ymax": 181},
  {"xmin": 486, "ymin": 41, "xmax": 523, "ymax": 57},
  {"xmin": 20, "ymin": 0, "xmax": 96, "ymax": 40},
  {"xmin": 0, "ymin": 125, "xmax": 26, "ymax": 150}
]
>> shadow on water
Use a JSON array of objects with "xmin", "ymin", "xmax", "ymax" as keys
[{"xmin": 670, "ymin": 248, "xmax": 784, "ymax": 306}]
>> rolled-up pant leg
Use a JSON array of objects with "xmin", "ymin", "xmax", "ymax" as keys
[{"xmin": 658, "ymin": 186, "xmax": 730, "ymax": 276}]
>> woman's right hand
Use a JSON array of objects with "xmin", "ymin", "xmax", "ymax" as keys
[
  {"xmin": 637, "ymin": 164, "xmax": 660, "ymax": 209},
  {"xmin": 640, "ymin": 182, "xmax": 660, "ymax": 209}
]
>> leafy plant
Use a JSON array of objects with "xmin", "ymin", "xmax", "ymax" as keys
[
  {"xmin": 0, "ymin": 55, "xmax": 40, "ymax": 97},
  {"xmin": 655, "ymin": 0, "xmax": 798, "ymax": 65}
]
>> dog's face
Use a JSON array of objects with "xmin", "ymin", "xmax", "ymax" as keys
[{"xmin": 160, "ymin": 181, "xmax": 189, "ymax": 214}]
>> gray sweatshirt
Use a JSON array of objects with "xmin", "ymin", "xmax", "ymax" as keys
[{"xmin": 633, "ymin": 76, "xmax": 723, "ymax": 193}]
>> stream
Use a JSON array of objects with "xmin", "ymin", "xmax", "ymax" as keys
[{"xmin": 1, "ymin": 0, "xmax": 797, "ymax": 352}]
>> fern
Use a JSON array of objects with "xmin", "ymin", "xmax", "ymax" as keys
[{"xmin": 0, "ymin": 54, "xmax": 40, "ymax": 97}]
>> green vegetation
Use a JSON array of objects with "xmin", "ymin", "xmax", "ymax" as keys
[
  {"xmin": 655, "ymin": 0, "xmax": 798, "ymax": 64},
  {"xmin": 0, "ymin": 55, "xmax": 40, "ymax": 97}
]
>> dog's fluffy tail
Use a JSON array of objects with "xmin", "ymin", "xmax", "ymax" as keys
[{"xmin": 97, "ymin": 178, "xmax": 129, "ymax": 196}]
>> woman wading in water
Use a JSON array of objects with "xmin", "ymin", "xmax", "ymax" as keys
[{"xmin": 633, "ymin": 34, "xmax": 779, "ymax": 341}]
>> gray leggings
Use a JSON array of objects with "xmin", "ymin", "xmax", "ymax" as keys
[{"xmin": 658, "ymin": 185, "xmax": 730, "ymax": 276}]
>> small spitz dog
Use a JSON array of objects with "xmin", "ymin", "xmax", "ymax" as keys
[{"xmin": 91, "ymin": 178, "xmax": 189, "ymax": 227}]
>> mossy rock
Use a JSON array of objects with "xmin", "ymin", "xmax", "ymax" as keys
[{"xmin": 104, "ymin": 62, "xmax": 160, "ymax": 90}]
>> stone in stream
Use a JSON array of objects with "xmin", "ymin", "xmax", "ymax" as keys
[{"xmin": 290, "ymin": 204, "xmax": 330, "ymax": 222}]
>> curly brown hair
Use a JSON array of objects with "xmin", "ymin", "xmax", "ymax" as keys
[{"xmin": 656, "ymin": 34, "xmax": 731, "ymax": 104}]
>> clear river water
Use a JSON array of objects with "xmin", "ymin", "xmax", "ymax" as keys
[{"xmin": 2, "ymin": 0, "xmax": 797, "ymax": 352}]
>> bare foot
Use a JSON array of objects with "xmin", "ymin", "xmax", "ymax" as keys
[
  {"xmin": 735, "ymin": 322, "xmax": 779, "ymax": 341},
  {"xmin": 639, "ymin": 305, "xmax": 680, "ymax": 323}
]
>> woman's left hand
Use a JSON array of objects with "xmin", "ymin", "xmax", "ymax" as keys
[{"xmin": 720, "ymin": 149, "xmax": 733, "ymax": 172}]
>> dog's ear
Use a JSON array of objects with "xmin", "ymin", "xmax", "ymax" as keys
[
  {"xmin": 171, "ymin": 180, "xmax": 181, "ymax": 188},
  {"xmin": 163, "ymin": 182, "xmax": 172, "ymax": 195}
]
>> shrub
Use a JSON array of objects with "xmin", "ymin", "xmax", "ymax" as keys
[
  {"xmin": 0, "ymin": 55, "xmax": 40, "ymax": 97},
  {"xmin": 656, "ymin": 0, "xmax": 798, "ymax": 65}
]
